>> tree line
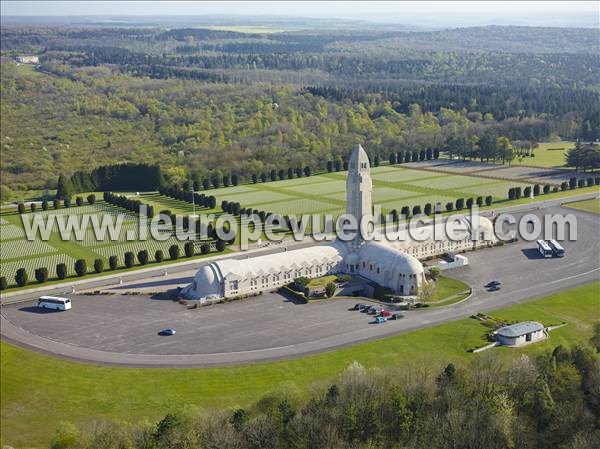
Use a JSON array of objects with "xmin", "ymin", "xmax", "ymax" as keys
[{"xmin": 46, "ymin": 340, "xmax": 600, "ymax": 449}]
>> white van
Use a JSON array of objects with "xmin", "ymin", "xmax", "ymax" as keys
[{"xmin": 38, "ymin": 296, "xmax": 71, "ymax": 311}]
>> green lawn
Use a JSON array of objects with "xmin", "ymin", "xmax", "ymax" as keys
[
  {"xmin": 513, "ymin": 141, "xmax": 575, "ymax": 168},
  {"xmin": 2, "ymin": 282, "xmax": 598, "ymax": 448},
  {"xmin": 427, "ymin": 275, "xmax": 470, "ymax": 305},
  {"xmin": 210, "ymin": 166, "xmax": 529, "ymax": 217},
  {"xmin": 307, "ymin": 274, "xmax": 338, "ymax": 289},
  {"xmin": 1, "ymin": 164, "xmax": 597, "ymax": 291},
  {"xmin": 0, "ymin": 200, "xmax": 228, "ymax": 290},
  {"xmin": 563, "ymin": 197, "xmax": 600, "ymax": 215}
]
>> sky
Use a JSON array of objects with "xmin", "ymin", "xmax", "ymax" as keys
[{"xmin": 1, "ymin": 1, "xmax": 598, "ymax": 27}]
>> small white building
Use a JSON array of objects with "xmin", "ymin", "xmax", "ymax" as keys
[
  {"xmin": 16, "ymin": 55, "xmax": 39, "ymax": 64},
  {"xmin": 493, "ymin": 321, "xmax": 547, "ymax": 347}
]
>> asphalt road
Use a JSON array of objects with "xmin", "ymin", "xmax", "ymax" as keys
[{"xmin": 1, "ymin": 201, "xmax": 599, "ymax": 367}]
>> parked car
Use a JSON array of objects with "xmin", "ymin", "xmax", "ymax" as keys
[
  {"xmin": 391, "ymin": 313, "xmax": 404, "ymax": 320},
  {"xmin": 375, "ymin": 316, "xmax": 387, "ymax": 324},
  {"xmin": 380, "ymin": 310, "xmax": 392, "ymax": 317},
  {"xmin": 369, "ymin": 306, "xmax": 382, "ymax": 315},
  {"xmin": 353, "ymin": 303, "xmax": 366, "ymax": 311},
  {"xmin": 159, "ymin": 328, "xmax": 176, "ymax": 336},
  {"xmin": 488, "ymin": 285, "xmax": 501, "ymax": 292}
]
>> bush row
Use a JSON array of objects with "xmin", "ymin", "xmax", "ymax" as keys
[
  {"xmin": 1, "ymin": 242, "xmax": 227, "ymax": 289},
  {"xmin": 507, "ymin": 176, "xmax": 599, "ymax": 200},
  {"xmin": 16, "ymin": 194, "xmax": 96, "ymax": 214}
]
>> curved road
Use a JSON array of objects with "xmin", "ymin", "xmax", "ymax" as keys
[{"xmin": 2, "ymin": 202, "xmax": 599, "ymax": 367}]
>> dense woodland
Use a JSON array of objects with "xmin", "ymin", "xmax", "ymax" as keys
[
  {"xmin": 49, "ymin": 340, "xmax": 600, "ymax": 449},
  {"xmin": 1, "ymin": 24, "xmax": 598, "ymax": 193}
]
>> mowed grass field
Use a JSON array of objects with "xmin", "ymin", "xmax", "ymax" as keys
[
  {"xmin": 208, "ymin": 165, "xmax": 530, "ymax": 217},
  {"xmin": 2, "ymin": 162, "xmax": 597, "ymax": 290},
  {"xmin": 1, "ymin": 282, "xmax": 598, "ymax": 448},
  {"xmin": 563, "ymin": 197, "xmax": 600, "ymax": 215},
  {"xmin": 0, "ymin": 199, "xmax": 222, "ymax": 287},
  {"xmin": 513, "ymin": 141, "xmax": 575, "ymax": 168}
]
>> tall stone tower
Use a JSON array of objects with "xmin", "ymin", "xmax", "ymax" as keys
[{"xmin": 346, "ymin": 144, "xmax": 372, "ymax": 249}]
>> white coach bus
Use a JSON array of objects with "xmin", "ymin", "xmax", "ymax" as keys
[
  {"xmin": 536, "ymin": 240, "xmax": 553, "ymax": 258},
  {"xmin": 548, "ymin": 239, "xmax": 565, "ymax": 257},
  {"xmin": 38, "ymin": 296, "xmax": 71, "ymax": 311}
]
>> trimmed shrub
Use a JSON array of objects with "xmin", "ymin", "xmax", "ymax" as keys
[
  {"xmin": 200, "ymin": 243, "xmax": 210, "ymax": 255},
  {"xmin": 455, "ymin": 198, "xmax": 465, "ymax": 210},
  {"xmin": 577, "ymin": 179, "xmax": 585, "ymax": 188},
  {"xmin": 155, "ymin": 250, "xmax": 164, "ymax": 263},
  {"xmin": 109, "ymin": 255, "xmax": 118, "ymax": 270},
  {"xmin": 569, "ymin": 177, "xmax": 577, "ymax": 189},
  {"xmin": 401, "ymin": 206, "xmax": 410, "ymax": 218},
  {"xmin": 424, "ymin": 203, "xmax": 432, "ymax": 215},
  {"xmin": 412, "ymin": 205, "xmax": 422, "ymax": 216},
  {"xmin": 325, "ymin": 282, "xmax": 336, "ymax": 298},
  {"xmin": 42, "ymin": 200, "xmax": 49, "ymax": 211},
  {"xmin": 74, "ymin": 259, "xmax": 87, "ymax": 277},
  {"xmin": 476, "ymin": 196, "xmax": 483, "ymax": 207},
  {"xmin": 485, "ymin": 195, "xmax": 493, "ymax": 206},
  {"xmin": 216, "ymin": 240, "xmax": 226, "ymax": 252},
  {"xmin": 124, "ymin": 252, "xmax": 135, "ymax": 268},
  {"xmin": 138, "ymin": 250, "xmax": 149, "ymax": 265},
  {"xmin": 0, "ymin": 276, "xmax": 7, "ymax": 290},
  {"xmin": 87, "ymin": 194, "xmax": 96, "ymax": 205},
  {"xmin": 53, "ymin": 198, "xmax": 60, "ymax": 209},
  {"xmin": 515, "ymin": 187, "xmax": 522, "ymax": 199},
  {"xmin": 63, "ymin": 198, "xmax": 71, "ymax": 208},
  {"xmin": 56, "ymin": 263, "xmax": 67, "ymax": 280},
  {"xmin": 17, "ymin": 203, "xmax": 25, "ymax": 214},
  {"xmin": 466, "ymin": 198, "xmax": 474, "ymax": 209},
  {"xmin": 445, "ymin": 202, "xmax": 454, "ymax": 212},
  {"xmin": 561, "ymin": 182, "xmax": 568, "ymax": 191},
  {"xmin": 169, "ymin": 245, "xmax": 180, "ymax": 260},
  {"xmin": 184, "ymin": 241, "xmax": 194, "ymax": 257},
  {"xmin": 587, "ymin": 178, "xmax": 594, "ymax": 187},
  {"xmin": 30, "ymin": 203, "xmax": 37, "ymax": 213},
  {"xmin": 15, "ymin": 268, "xmax": 28, "ymax": 287},
  {"xmin": 523, "ymin": 186, "xmax": 531, "ymax": 197},
  {"xmin": 35, "ymin": 267, "xmax": 49, "ymax": 283},
  {"xmin": 533, "ymin": 184, "xmax": 540, "ymax": 196},
  {"xmin": 94, "ymin": 258, "xmax": 104, "ymax": 273},
  {"xmin": 543, "ymin": 185, "xmax": 551, "ymax": 194},
  {"xmin": 75, "ymin": 196, "xmax": 84, "ymax": 207}
]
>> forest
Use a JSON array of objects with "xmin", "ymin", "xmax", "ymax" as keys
[
  {"xmin": 48, "ymin": 340, "xmax": 600, "ymax": 449},
  {"xmin": 1, "ymin": 24, "xmax": 598, "ymax": 193}
]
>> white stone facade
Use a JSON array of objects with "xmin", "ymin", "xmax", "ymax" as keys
[{"xmin": 183, "ymin": 144, "xmax": 493, "ymax": 301}]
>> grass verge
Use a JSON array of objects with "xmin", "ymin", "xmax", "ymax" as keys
[
  {"xmin": 1, "ymin": 281, "xmax": 598, "ymax": 448},
  {"xmin": 563, "ymin": 197, "xmax": 600, "ymax": 215}
]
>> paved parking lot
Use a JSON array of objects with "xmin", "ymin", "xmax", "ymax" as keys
[
  {"xmin": 3, "ymin": 293, "xmax": 384, "ymax": 355},
  {"xmin": 2, "ymin": 204, "xmax": 598, "ymax": 366}
]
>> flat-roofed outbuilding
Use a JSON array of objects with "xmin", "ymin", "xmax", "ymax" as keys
[{"xmin": 493, "ymin": 321, "xmax": 547, "ymax": 347}]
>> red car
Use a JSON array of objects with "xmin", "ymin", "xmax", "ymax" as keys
[{"xmin": 379, "ymin": 310, "xmax": 392, "ymax": 317}]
